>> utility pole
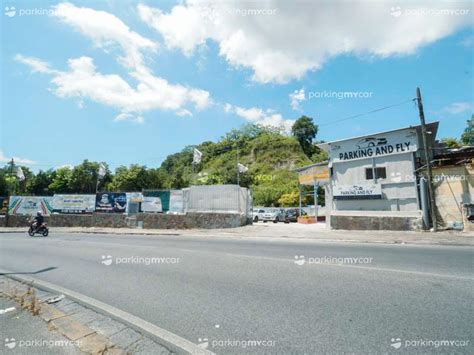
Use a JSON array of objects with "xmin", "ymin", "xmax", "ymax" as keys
[
  {"xmin": 237, "ymin": 148, "xmax": 240, "ymax": 186},
  {"xmin": 416, "ymin": 87, "xmax": 437, "ymax": 232}
]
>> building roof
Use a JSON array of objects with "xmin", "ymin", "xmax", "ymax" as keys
[
  {"xmin": 433, "ymin": 146, "xmax": 474, "ymax": 167},
  {"xmin": 317, "ymin": 121, "xmax": 439, "ymax": 152},
  {"xmin": 293, "ymin": 161, "xmax": 328, "ymax": 173}
]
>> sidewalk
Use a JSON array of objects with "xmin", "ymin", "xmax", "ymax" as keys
[
  {"xmin": 1, "ymin": 223, "xmax": 473, "ymax": 246},
  {"xmin": 1, "ymin": 292, "xmax": 84, "ymax": 354},
  {"xmin": 0, "ymin": 277, "xmax": 172, "ymax": 355}
]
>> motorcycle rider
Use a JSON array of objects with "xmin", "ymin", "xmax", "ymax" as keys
[{"xmin": 33, "ymin": 211, "xmax": 45, "ymax": 231}]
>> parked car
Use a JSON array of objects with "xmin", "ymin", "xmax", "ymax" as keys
[
  {"xmin": 283, "ymin": 209, "xmax": 307, "ymax": 223},
  {"xmin": 252, "ymin": 208, "xmax": 267, "ymax": 222},
  {"xmin": 262, "ymin": 208, "xmax": 281, "ymax": 223}
]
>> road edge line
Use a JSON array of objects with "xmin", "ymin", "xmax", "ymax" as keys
[{"xmin": 0, "ymin": 269, "xmax": 214, "ymax": 355}]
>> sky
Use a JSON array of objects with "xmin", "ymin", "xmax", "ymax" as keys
[{"xmin": 1, "ymin": 0, "xmax": 473, "ymax": 172}]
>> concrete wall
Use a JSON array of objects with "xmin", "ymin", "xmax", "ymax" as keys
[
  {"xmin": 433, "ymin": 165, "xmax": 474, "ymax": 228},
  {"xmin": 5, "ymin": 212, "xmax": 250, "ymax": 229},
  {"xmin": 331, "ymin": 214, "xmax": 422, "ymax": 231},
  {"xmin": 462, "ymin": 204, "xmax": 474, "ymax": 232},
  {"xmin": 332, "ymin": 153, "xmax": 419, "ymax": 212}
]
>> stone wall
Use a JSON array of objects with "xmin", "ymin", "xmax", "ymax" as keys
[
  {"xmin": 330, "ymin": 215, "xmax": 422, "ymax": 231},
  {"xmin": 5, "ymin": 212, "xmax": 250, "ymax": 229}
]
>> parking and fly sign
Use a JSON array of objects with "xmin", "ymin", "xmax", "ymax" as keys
[{"xmin": 329, "ymin": 128, "xmax": 418, "ymax": 162}]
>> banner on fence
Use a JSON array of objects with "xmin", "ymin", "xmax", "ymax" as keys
[
  {"xmin": 52, "ymin": 194, "xmax": 96, "ymax": 214},
  {"xmin": 141, "ymin": 196, "xmax": 163, "ymax": 213},
  {"xmin": 95, "ymin": 193, "xmax": 127, "ymax": 213},
  {"xmin": 8, "ymin": 196, "xmax": 53, "ymax": 216},
  {"xmin": 143, "ymin": 190, "xmax": 170, "ymax": 212},
  {"xmin": 0, "ymin": 197, "xmax": 8, "ymax": 215},
  {"xmin": 169, "ymin": 190, "xmax": 184, "ymax": 213}
]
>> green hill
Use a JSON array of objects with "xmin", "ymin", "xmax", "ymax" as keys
[
  {"xmin": 157, "ymin": 124, "xmax": 312, "ymax": 206},
  {"xmin": 1, "ymin": 123, "xmax": 325, "ymax": 207}
]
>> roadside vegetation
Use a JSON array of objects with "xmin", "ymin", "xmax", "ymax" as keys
[{"xmin": 2, "ymin": 115, "xmax": 471, "ymax": 206}]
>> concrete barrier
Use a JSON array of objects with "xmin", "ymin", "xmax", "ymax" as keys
[
  {"xmin": 330, "ymin": 215, "xmax": 422, "ymax": 231},
  {"xmin": 5, "ymin": 212, "xmax": 250, "ymax": 229}
]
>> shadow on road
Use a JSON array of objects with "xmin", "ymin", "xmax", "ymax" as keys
[{"xmin": 0, "ymin": 266, "xmax": 57, "ymax": 275}]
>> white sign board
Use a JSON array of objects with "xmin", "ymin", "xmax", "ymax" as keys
[
  {"xmin": 141, "ymin": 197, "xmax": 163, "ymax": 213},
  {"xmin": 52, "ymin": 194, "xmax": 96, "ymax": 214},
  {"xmin": 333, "ymin": 184, "xmax": 382, "ymax": 200},
  {"xmin": 169, "ymin": 190, "xmax": 184, "ymax": 213},
  {"xmin": 329, "ymin": 128, "xmax": 418, "ymax": 163}
]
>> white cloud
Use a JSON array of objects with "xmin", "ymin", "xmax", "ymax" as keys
[
  {"xmin": 223, "ymin": 103, "xmax": 233, "ymax": 113},
  {"xmin": 443, "ymin": 102, "xmax": 472, "ymax": 114},
  {"xmin": 289, "ymin": 88, "xmax": 305, "ymax": 111},
  {"xmin": 0, "ymin": 150, "xmax": 36, "ymax": 165},
  {"xmin": 114, "ymin": 113, "xmax": 144, "ymax": 124},
  {"xmin": 225, "ymin": 104, "xmax": 294, "ymax": 132},
  {"xmin": 53, "ymin": 2, "xmax": 157, "ymax": 70},
  {"xmin": 55, "ymin": 164, "xmax": 74, "ymax": 170},
  {"xmin": 15, "ymin": 3, "xmax": 211, "ymax": 122},
  {"xmin": 138, "ymin": 0, "xmax": 472, "ymax": 83},
  {"xmin": 14, "ymin": 54, "xmax": 57, "ymax": 74}
]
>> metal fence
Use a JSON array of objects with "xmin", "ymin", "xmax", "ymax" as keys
[
  {"xmin": 5, "ymin": 185, "xmax": 253, "ymax": 218},
  {"xmin": 183, "ymin": 185, "xmax": 251, "ymax": 215}
]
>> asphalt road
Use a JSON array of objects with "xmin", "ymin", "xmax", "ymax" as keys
[{"xmin": 1, "ymin": 232, "xmax": 473, "ymax": 354}]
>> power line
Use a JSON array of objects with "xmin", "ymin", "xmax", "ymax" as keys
[{"xmin": 318, "ymin": 98, "xmax": 417, "ymax": 126}]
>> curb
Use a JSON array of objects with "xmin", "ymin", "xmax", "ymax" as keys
[
  {"xmin": 1, "ymin": 228, "xmax": 472, "ymax": 246},
  {"xmin": 0, "ymin": 270, "xmax": 214, "ymax": 355}
]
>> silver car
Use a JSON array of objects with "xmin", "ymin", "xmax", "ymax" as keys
[
  {"xmin": 262, "ymin": 208, "xmax": 282, "ymax": 223},
  {"xmin": 252, "ymin": 208, "xmax": 267, "ymax": 222}
]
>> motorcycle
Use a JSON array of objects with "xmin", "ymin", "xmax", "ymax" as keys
[{"xmin": 28, "ymin": 221, "xmax": 49, "ymax": 237}]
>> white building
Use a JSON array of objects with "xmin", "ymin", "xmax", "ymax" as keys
[{"xmin": 316, "ymin": 122, "xmax": 439, "ymax": 230}]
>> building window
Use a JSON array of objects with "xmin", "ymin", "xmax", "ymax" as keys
[{"xmin": 366, "ymin": 167, "xmax": 386, "ymax": 180}]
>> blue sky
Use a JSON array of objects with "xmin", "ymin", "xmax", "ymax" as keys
[{"xmin": 1, "ymin": 0, "xmax": 473, "ymax": 171}]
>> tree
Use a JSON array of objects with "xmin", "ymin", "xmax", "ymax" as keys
[
  {"xmin": 108, "ymin": 165, "xmax": 151, "ymax": 192},
  {"xmin": 27, "ymin": 170, "xmax": 55, "ymax": 195},
  {"xmin": 0, "ymin": 168, "xmax": 8, "ymax": 196},
  {"xmin": 461, "ymin": 114, "xmax": 473, "ymax": 146},
  {"xmin": 49, "ymin": 167, "xmax": 73, "ymax": 193},
  {"xmin": 278, "ymin": 191, "xmax": 300, "ymax": 207},
  {"xmin": 292, "ymin": 116, "xmax": 318, "ymax": 157},
  {"xmin": 440, "ymin": 137, "xmax": 461, "ymax": 149},
  {"xmin": 68, "ymin": 160, "xmax": 111, "ymax": 193}
]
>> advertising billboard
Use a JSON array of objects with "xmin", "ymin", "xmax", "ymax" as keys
[
  {"xmin": 95, "ymin": 193, "xmax": 127, "ymax": 213},
  {"xmin": 52, "ymin": 194, "xmax": 96, "ymax": 214},
  {"xmin": 8, "ymin": 196, "xmax": 53, "ymax": 216}
]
